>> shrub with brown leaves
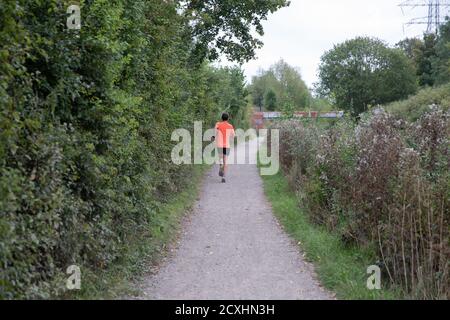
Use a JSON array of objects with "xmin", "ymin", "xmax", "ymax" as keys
[{"xmin": 274, "ymin": 107, "xmax": 449, "ymax": 298}]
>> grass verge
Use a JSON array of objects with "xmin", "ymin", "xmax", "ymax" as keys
[
  {"xmin": 258, "ymin": 157, "xmax": 402, "ymax": 299},
  {"xmin": 68, "ymin": 165, "xmax": 208, "ymax": 299}
]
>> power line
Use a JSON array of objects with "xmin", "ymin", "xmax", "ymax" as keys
[{"xmin": 399, "ymin": 0, "xmax": 450, "ymax": 34}]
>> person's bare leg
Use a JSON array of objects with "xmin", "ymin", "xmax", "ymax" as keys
[
  {"xmin": 223, "ymin": 155, "xmax": 228, "ymax": 177},
  {"xmin": 218, "ymin": 153, "xmax": 224, "ymax": 177}
]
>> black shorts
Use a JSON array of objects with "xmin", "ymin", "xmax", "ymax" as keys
[{"xmin": 218, "ymin": 148, "xmax": 230, "ymax": 156}]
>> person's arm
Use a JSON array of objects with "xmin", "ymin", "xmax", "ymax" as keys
[
  {"xmin": 229, "ymin": 126, "xmax": 235, "ymax": 141},
  {"xmin": 227, "ymin": 127, "xmax": 235, "ymax": 146}
]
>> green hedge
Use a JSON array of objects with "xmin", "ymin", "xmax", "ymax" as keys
[{"xmin": 0, "ymin": 0, "xmax": 249, "ymax": 298}]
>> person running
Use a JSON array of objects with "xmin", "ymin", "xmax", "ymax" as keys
[{"xmin": 215, "ymin": 113, "xmax": 235, "ymax": 183}]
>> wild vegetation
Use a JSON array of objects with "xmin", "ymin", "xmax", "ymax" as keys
[
  {"xmin": 0, "ymin": 0, "xmax": 288, "ymax": 299},
  {"xmin": 386, "ymin": 83, "xmax": 450, "ymax": 121},
  {"xmin": 271, "ymin": 106, "xmax": 449, "ymax": 299},
  {"xmin": 264, "ymin": 18, "xmax": 450, "ymax": 299},
  {"xmin": 259, "ymin": 158, "xmax": 401, "ymax": 300}
]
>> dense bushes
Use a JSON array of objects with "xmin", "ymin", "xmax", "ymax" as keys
[
  {"xmin": 275, "ymin": 107, "xmax": 449, "ymax": 298},
  {"xmin": 0, "ymin": 0, "xmax": 258, "ymax": 299},
  {"xmin": 386, "ymin": 83, "xmax": 450, "ymax": 121}
]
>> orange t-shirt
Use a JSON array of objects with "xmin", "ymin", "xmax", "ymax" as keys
[{"xmin": 215, "ymin": 121, "xmax": 235, "ymax": 148}]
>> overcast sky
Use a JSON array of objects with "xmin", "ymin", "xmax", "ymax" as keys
[{"xmin": 219, "ymin": 0, "xmax": 433, "ymax": 88}]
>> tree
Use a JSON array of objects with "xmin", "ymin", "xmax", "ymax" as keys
[
  {"xmin": 270, "ymin": 60, "xmax": 311, "ymax": 109},
  {"xmin": 251, "ymin": 78, "xmax": 265, "ymax": 111},
  {"xmin": 250, "ymin": 69, "xmax": 277, "ymax": 110},
  {"xmin": 224, "ymin": 67, "xmax": 249, "ymax": 127},
  {"xmin": 265, "ymin": 89, "xmax": 277, "ymax": 111},
  {"xmin": 396, "ymin": 38, "xmax": 423, "ymax": 82},
  {"xmin": 396, "ymin": 37, "xmax": 424, "ymax": 62},
  {"xmin": 249, "ymin": 59, "xmax": 311, "ymax": 111},
  {"xmin": 182, "ymin": 0, "xmax": 290, "ymax": 63},
  {"xmin": 204, "ymin": 65, "xmax": 248, "ymax": 127},
  {"xmin": 433, "ymin": 17, "xmax": 450, "ymax": 85},
  {"xmin": 397, "ymin": 18, "xmax": 450, "ymax": 87},
  {"xmin": 416, "ymin": 34, "xmax": 438, "ymax": 87},
  {"xmin": 317, "ymin": 37, "xmax": 418, "ymax": 117}
]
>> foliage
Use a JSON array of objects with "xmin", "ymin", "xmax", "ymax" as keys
[
  {"xmin": 265, "ymin": 89, "xmax": 277, "ymax": 111},
  {"xmin": 181, "ymin": 0, "xmax": 290, "ymax": 63},
  {"xmin": 433, "ymin": 17, "xmax": 450, "ymax": 86},
  {"xmin": 249, "ymin": 59, "xmax": 311, "ymax": 111},
  {"xmin": 386, "ymin": 83, "xmax": 450, "ymax": 121},
  {"xmin": 396, "ymin": 18, "xmax": 450, "ymax": 88},
  {"xmin": 207, "ymin": 66, "xmax": 249, "ymax": 128},
  {"xmin": 0, "ymin": 0, "xmax": 275, "ymax": 299},
  {"xmin": 273, "ymin": 106, "xmax": 449, "ymax": 299},
  {"xmin": 317, "ymin": 37, "xmax": 418, "ymax": 117},
  {"xmin": 396, "ymin": 37, "xmax": 425, "ymax": 63}
]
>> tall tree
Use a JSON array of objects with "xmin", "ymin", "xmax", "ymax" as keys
[
  {"xmin": 271, "ymin": 60, "xmax": 311, "ymax": 109},
  {"xmin": 265, "ymin": 89, "xmax": 277, "ymax": 111},
  {"xmin": 397, "ymin": 18, "xmax": 450, "ymax": 87},
  {"xmin": 433, "ymin": 18, "xmax": 450, "ymax": 85},
  {"xmin": 396, "ymin": 37, "xmax": 424, "ymax": 62},
  {"xmin": 417, "ymin": 34, "xmax": 438, "ymax": 87},
  {"xmin": 181, "ymin": 0, "xmax": 290, "ymax": 63},
  {"xmin": 249, "ymin": 60, "xmax": 311, "ymax": 111},
  {"xmin": 317, "ymin": 37, "xmax": 418, "ymax": 116}
]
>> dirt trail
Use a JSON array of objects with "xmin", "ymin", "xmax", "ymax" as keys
[{"xmin": 139, "ymin": 138, "xmax": 333, "ymax": 300}]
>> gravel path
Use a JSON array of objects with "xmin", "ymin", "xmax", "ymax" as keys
[{"xmin": 139, "ymin": 138, "xmax": 333, "ymax": 300}]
